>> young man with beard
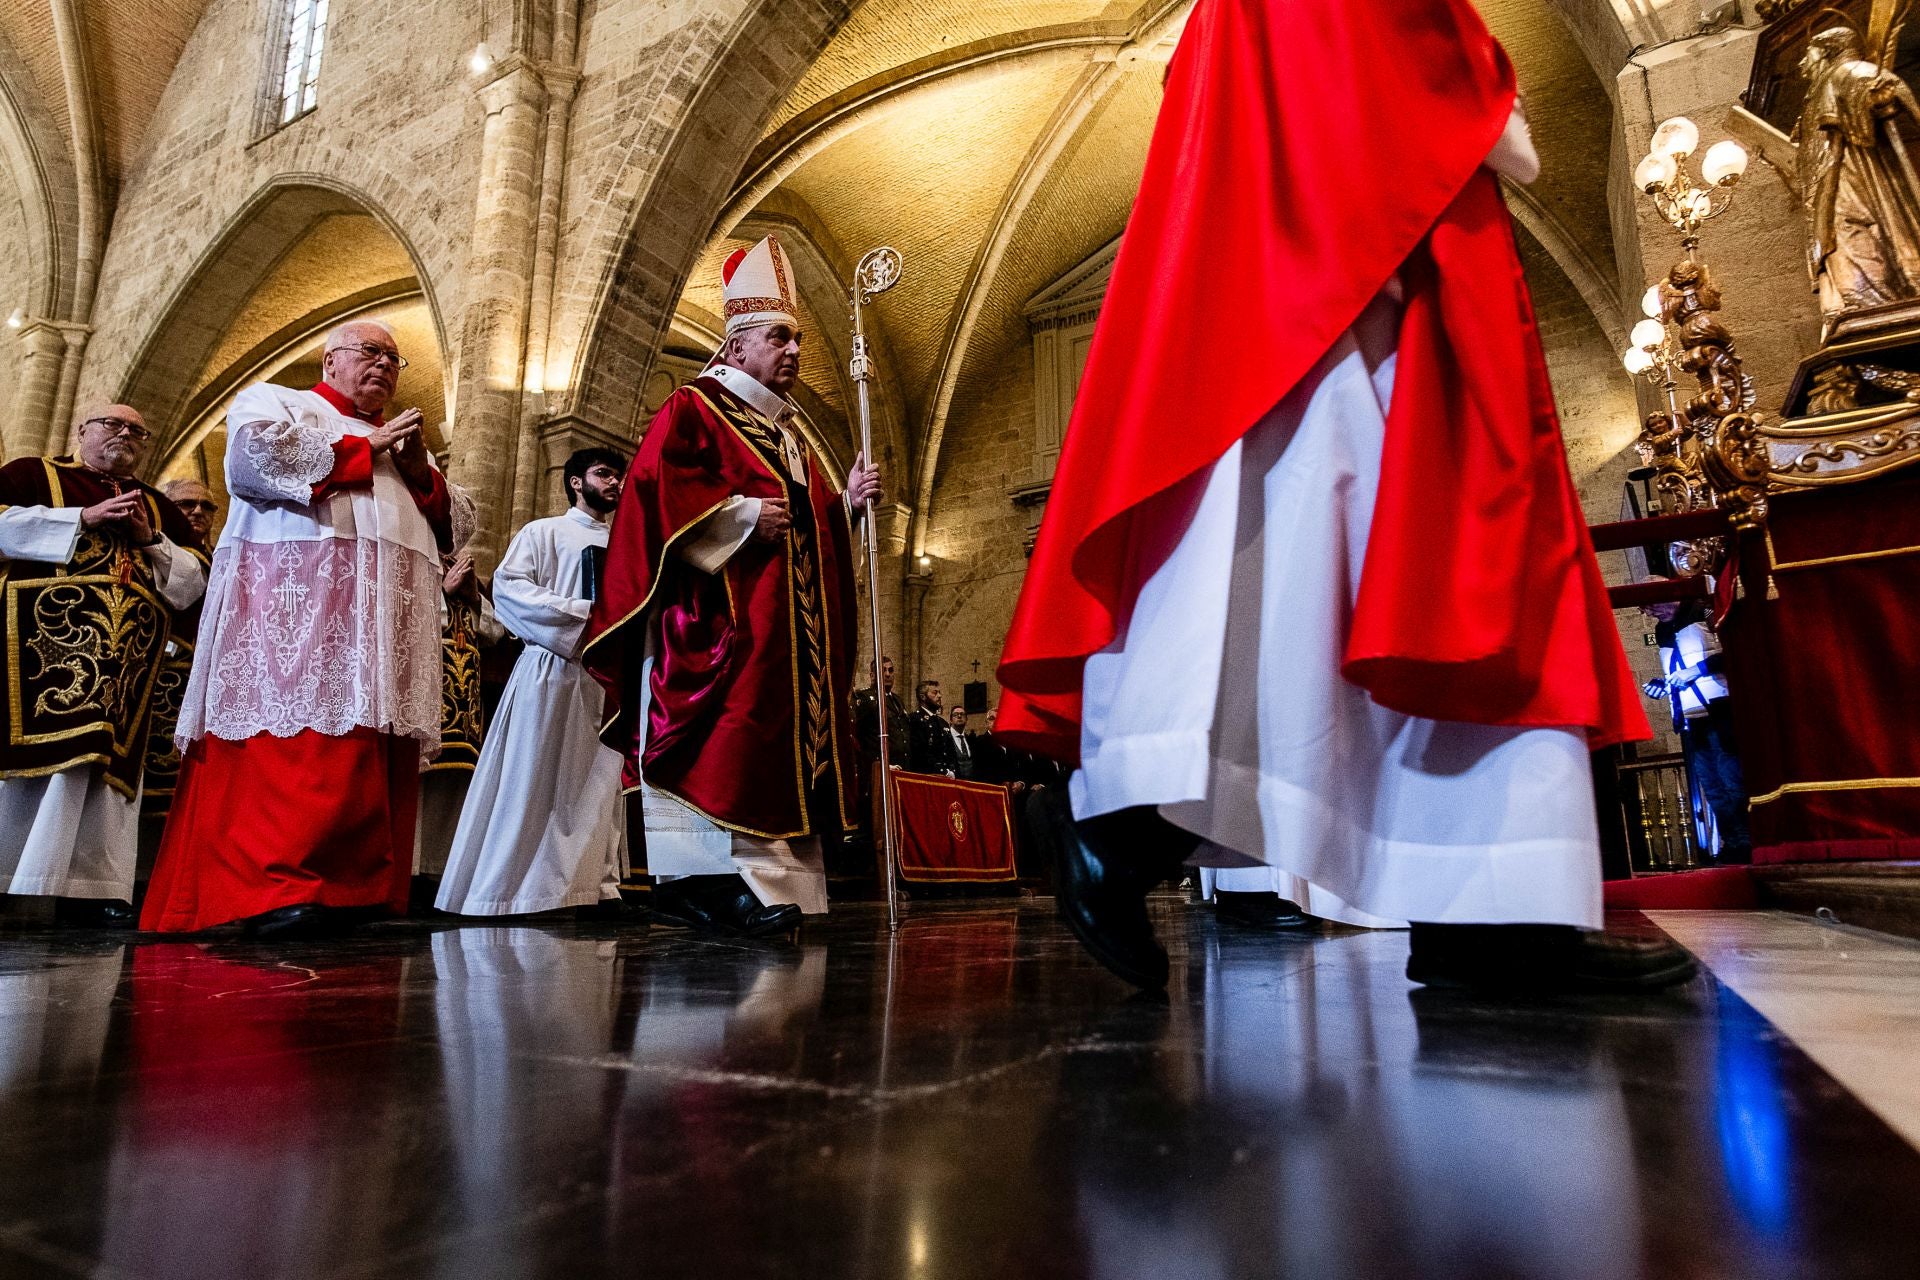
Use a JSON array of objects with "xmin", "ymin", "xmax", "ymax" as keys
[{"xmin": 436, "ymin": 448, "xmax": 632, "ymax": 917}]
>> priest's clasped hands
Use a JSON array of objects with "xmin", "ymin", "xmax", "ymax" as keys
[
  {"xmin": 367, "ymin": 408, "xmax": 435, "ymax": 487},
  {"xmin": 79, "ymin": 491, "xmax": 157, "ymax": 546}
]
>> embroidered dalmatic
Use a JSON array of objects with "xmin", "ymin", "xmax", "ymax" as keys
[
  {"xmin": 142, "ymin": 381, "xmax": 470, "ymax": 932},
  {"xmin": 584, "ymin": 366, "xmax": 859, "ymax": 914},
  {"xmin": 0, "ymin": 457, "xmax": 206, "ymax": 899}
]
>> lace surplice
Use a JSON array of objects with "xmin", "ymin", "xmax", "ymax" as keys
[{"xmin": 176, "ymin": 391, "xmax": 474, "ymax": 756}]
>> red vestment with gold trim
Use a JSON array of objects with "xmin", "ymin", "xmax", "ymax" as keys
[{"xmin": 584, "ymin": 376, "xmax": 859, "ymax": 841}]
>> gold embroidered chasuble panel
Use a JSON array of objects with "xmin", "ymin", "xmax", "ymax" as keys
[{"xmin": 0, "ymin": 458, "xmax": 204, "ymax": 797}]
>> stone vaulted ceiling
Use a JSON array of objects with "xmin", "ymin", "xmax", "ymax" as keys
[{"xmin": 676, "ymin": 0, "xmax": 1625, "ymax": 537}]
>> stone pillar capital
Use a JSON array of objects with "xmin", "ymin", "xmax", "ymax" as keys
[
  {"xmin": 15, "ymin": 322, "xmax": 69, "ymax": 358},
  {"xmin": 474, "ymin": 57, "xmax": 548, "ymax": 114}
]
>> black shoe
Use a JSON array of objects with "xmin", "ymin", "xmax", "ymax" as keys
[
  {"xmin": 1029, "ymin": 789, "xmax": 1187, "ymax": 990},
  {"xmin": 576, "ymin": 896, "xmax": 639, "ymax": 923},
  {"xmin": 709, "ymin": 883, "xmax": 804, "ymax": 938},
  {"xmin": 241, "ymin": 904, "xmax": 334, "ymax": 940},
  {"xmin": 1214, "ymin": 891, "xmax": 1311, "ymax": 932},
  {"xmin": 53, "ymin": 898, "xmax": 135, "ymax": 929},
  {"xmin": 650, "ymin": 877, "xmax": 800, "ymax": 938},
  {"xmin": 1406, "ymin": 923, "xmax": 1699, "ymax": 994}
]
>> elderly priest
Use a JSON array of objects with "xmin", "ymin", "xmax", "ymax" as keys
[
  {"xmin": 585, "ymin": 235, "xmax": 882, "ymax": 936},
  {"xmin": 0, "ymin": 405, "xmax": 207, "ymax": 925},
  {"xmin": 143, "ymin": 320, "xmax": 471, "ymax": 939}
]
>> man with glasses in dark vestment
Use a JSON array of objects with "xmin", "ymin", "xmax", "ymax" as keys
[{"xmin": 0, "ymin": 405, "xmax": 206, "ymax": 925}]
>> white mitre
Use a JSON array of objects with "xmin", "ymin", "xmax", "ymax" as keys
[{"xmin": 721, "ymin": 235, "xmax": 800, "ymax": 337}]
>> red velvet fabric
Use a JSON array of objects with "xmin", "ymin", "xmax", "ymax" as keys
[
  {"xmin": 889, "ymin": 772, "xmax": 1018, "ymax": 884},
  {"xmin": 583, "ymin": 377, "xmax": 859, "ymax": 839},
  {"xmin": 994, "ymin": 0, "xmax": 1645, "ymax": 761},
  {"xmin": 140, "ymin": 728, "xmax": 418, "ymax": 932},
  {"xmin": 1601, "ymin": 866, "xmax": 1758, "ymax": 911},
  {"xmin": 314, "ymin": 436, "xmax": 372, "ymax": 499},
  {"xmin": 1723, "ymin": 470, "xmax": 1920, "ymax": 859}
]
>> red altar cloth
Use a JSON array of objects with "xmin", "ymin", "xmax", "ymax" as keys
[
  {"xmin": 1723, "ymin": 469, "xmax": 1920, "ymax": 862},
  {"xmin": 888, "ymin": 772, "xmax": 1018, "ymax": 884}
]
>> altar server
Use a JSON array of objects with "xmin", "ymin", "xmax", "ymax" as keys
[{"xmin": 436, "ymin": 448, "xmax": 630, "ymax": 916}]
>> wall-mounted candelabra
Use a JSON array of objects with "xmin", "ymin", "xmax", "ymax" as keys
[{"xmin": 1621, "ymin": 117, "xmax": 1770, "ymax": 554}]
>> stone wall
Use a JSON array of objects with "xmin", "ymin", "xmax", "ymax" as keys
[
  {"xmin": 81, "ymin": 0, "xmax": 484, "ymax": 425},
  {"xmin": 0, "ymin": 167, "xmax": 29, "ymax": 420}
]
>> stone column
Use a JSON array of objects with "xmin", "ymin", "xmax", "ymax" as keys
[
  {"xmin": 510, "ymin": 66, "xmax": 581, "ymax": 532},
  {"xmin": 6, "ymin": 324, "xmax": 68, "ymax": 460},
  {"xmin": 449, "ymin": 59, "xmax": 547, "ymax": 568}
]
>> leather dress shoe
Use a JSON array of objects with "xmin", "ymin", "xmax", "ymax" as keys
[
  {"xmin": 1214, "ymin": 890, "xmax": 1311, "ymax": 932},
  {"xmin": 576, "ymin": 896, "xmax": 640, "ymax": 923},
  {"xmin": 53, "ymin": 897, "xmax": 135, "ymax": 929},
  {"xmin": 241, "ymin": 904, "xmax": 334, "ymax": 940},
  {"xmin": 1406, "ymin": 923, "xmax": 1699, "ymax": 994},
  {"xmin": 1029, "ymin": 789, "xmax": 1188, "ymax": 990},
  {"xmin": 650, "ymin": 877, "xmax": 800, "ymax": 938}
]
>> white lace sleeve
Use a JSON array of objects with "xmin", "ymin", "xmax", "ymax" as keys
[
  {"xmin": 226, "ymin": 390, "xmax": 339, "ymax": 505},
  {"xmin": 447, "ymin": 480, "xmax": 477, "ymax": 555}
]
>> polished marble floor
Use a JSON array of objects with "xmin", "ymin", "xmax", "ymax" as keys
[{"xmin": 0, "ymin": 898, "xmax": 1916, "ymax": 1280}]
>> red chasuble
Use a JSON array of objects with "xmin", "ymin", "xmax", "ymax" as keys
[
  {"xmin": 995, "ymin": 0, "xmax": 1647, "ymax": 763},
  {"xmin": 583, "ymin": 376, "xmax": 860, "ymax": 840}
]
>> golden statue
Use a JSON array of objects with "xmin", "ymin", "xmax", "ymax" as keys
[{"xmin": 1796, "ymin": 24, "xmax": 1920, "ymax": 315}]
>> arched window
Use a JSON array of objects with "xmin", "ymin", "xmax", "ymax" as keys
[{"xmin": 270, "ymin": 0, "xmax": 330, "ymax": 127}]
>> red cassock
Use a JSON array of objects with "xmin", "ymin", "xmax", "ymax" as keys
[
  {"xmin": 141, "ymin": 383, "xmax": 453, "ymax": 932},
  {"xmin": 584, "ymin": 376, "xmax": 860, "ymax": 839},
  {"xmin": 995, "ymin": 0, "xmax": 1647, "ymax": 763}
]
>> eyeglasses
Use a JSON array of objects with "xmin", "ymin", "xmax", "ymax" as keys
[
  {"xmin": 176, "ymin": 500, "xmax": 218, "ymax": 514},
  {"xmin": 334, "ymin": 342, "xmax": 409, "ymax": 370},
  {"xmin": 83, "ymin": 417, "xmax": 151, "ymax": 441}
]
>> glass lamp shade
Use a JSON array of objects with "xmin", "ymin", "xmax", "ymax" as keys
[
  {"xmin": 1642, "ymin": 284, "xmax": 1664, "ymax": 320},
  {"xmin": 1651, "ymin": 116, "xmax": 1700, "ymax": 159},
  {"xmin": 1631, "ymin": 318, "xmax": 1667, "ymax": 351},
  {"xmin": 1702, "ymin": 139, "xmax": 1749, "ymax": 185},
  {"xmin": 1623, "ymin": 347, "xmax": 1655, "ymax": 375},
  {"xmin": 1634, "ymin": 152, "xmax": 1678, "ymax": 192}
]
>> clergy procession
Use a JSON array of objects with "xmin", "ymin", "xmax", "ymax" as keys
[{"xmin": 11, "ymin": 0, "xmax": 1920, "ymax": 1274}]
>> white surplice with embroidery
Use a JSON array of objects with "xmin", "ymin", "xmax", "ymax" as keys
[
  {"xmin": 175, "ymin": 383, "xmax": 471, "ymax": 756},
  {"xmin": 435, "ymin": 508, "xmax": 629, "ymax": 915}
]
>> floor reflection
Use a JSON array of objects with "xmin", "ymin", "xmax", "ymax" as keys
[{"xmin": 0, "ymin": 902, "xmax": 1912, "ymax": 1279}]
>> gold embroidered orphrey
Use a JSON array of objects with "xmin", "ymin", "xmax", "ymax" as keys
[
  {"xmin": 701, "ymin": 386, "xmax": 838, "ymax": 795},
  {"xmin": 428, "ymin": 595, "xmax": 486, "ymax": 773},
  {"xmin": 4, "ymin": 507, "xmax": 174, "ymax": 799},
  {"xmin": 140, "ymin": 641, "xmax": 194, "ymax": 804}
]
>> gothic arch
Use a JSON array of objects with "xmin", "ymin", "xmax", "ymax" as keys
[
  {"xmin": 0, "ymin": 40, "xmax": 79, "ymax": 326},
  {"xmin": 115, "ymin": 174, "xmax": 449, "ymax": 467},
  {"xmin": 559, "ymin": 0, "xmax": 855, "ymax": 437}
]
